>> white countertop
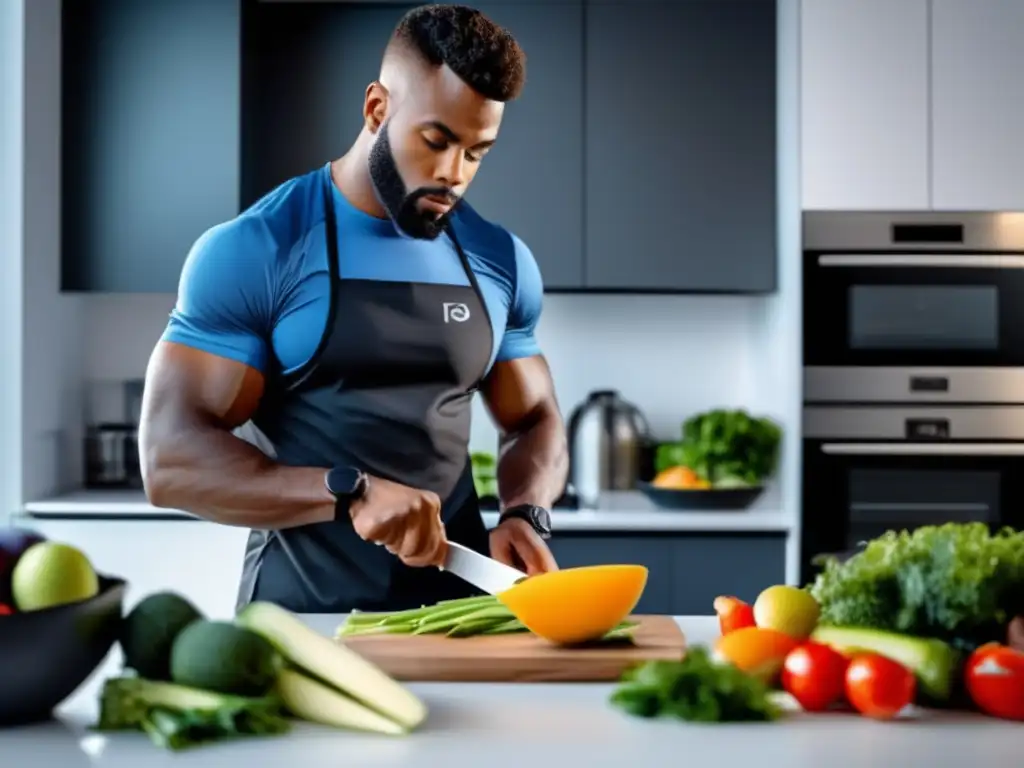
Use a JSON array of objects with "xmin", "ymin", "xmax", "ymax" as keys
[
  {"xmin": 20, "ymin": 489, "xmax": 794, "ymax": 533},
  {"xmin": 2, "ymin": 615, "xmax": 1018, "ymax": 767}
]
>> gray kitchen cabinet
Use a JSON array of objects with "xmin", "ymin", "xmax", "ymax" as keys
[
  {"xmin": 243, "ymin": 2, "xmax": 584, "ymax": 289},
  {"xmin": 930, "ymin": 1, "xmax": 1024, "ymax": 211},
  {"xmin": 455, "ymin": 3, "xmax": 585, "ymax": 290},
  {"xmin": 241, "ymin": 2, "xmax": 413, "ymax": 204},
  {"xmin": 582, "ymin": 0, "xmax": 777, "ymax": 292},
  {"xmin": 548, "ymin": 532, "xmax": 787, "ymax": 616},
  {"xmin": 667, "ymin": 534, "xmax": 787, "ymax": 616},
  {"xmin": 61, "ymin": 0, "xmax": 241, "ymax": 292},
  {"xmin": 800, "ymin": 0, "xmax": 930, "ymax": 210},
  {"xmin": 548, "ymin": 535, "xmax": 673, "ymax": 615}
]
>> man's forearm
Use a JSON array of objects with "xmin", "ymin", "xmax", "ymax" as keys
[
  {"xmin": 496, "ymin": 406, "xmax": 568, "ymax": 510},
  {"xmin": 142, "ymin": 423, "xmax": 336, "ymax": 529}
]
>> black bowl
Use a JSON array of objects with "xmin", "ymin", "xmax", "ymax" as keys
[
  {"xmin": 638, "ymin": 482, "xmax": 765, "ymax": 511},
  {"xmin": 0, "ymin": 575, "xmax": 126, "ymax": 726}
]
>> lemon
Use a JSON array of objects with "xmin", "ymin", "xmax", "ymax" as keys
[
  {"xmin": 12, "ymin": 541, "xmax": 99, "ymax": 611},
  {"xmin": 753, "ymin": 585, "xmax": 820, "ymax": 640}
]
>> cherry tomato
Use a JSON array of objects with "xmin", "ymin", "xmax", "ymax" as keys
[
  {"xmin": 781, "ymin": 642, "xmax": 849, "ymax": 712},
  {"xmin": 713, "ymin": 596, "xmax": 756, "ymax": 636},
  {"xmin": 0, "ymin": 603, "xmax": 13, "ymax": 616},
  {"xmin": 844, "ymin": 653, "xmax": 916, "ymax": 720},
  {"xmin": 965, "ymin": 643, "xmax": 1024, "ymax": 721}
]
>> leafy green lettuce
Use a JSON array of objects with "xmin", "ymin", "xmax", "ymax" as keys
[{"xmin": 809, "ymin": 523, "xmax": 1024, "ymax": 650}]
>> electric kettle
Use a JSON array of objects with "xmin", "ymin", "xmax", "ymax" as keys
[{"xmin": 567, "ymin": 390, "xmax": 651, "ymax": 508}]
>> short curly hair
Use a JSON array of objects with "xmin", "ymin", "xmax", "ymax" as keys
[{"xmin": 391, "ymin": 4, "xmax": 526, "ymax": 102}]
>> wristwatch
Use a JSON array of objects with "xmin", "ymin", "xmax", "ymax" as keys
[
  {"xmin": 498, "ymin": 504, "xmax": 552, "ymax": 540},
  {"xmin": 325, "ymin": 466, "xmax": 369, "ymax": 519}
]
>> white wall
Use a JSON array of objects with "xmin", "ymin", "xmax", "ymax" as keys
[
  {"xmin": 0, "ymin": 0, "xmax": 26, "ymax": 516},
  {"xmin": 21, "ymin": 0, "xmax": 86, "ymax": 504},
  {"xmin": 81, "ymin": 292, "xmax": 772, "ymax": 452}
]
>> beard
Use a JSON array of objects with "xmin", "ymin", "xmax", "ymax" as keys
[{"xmin": 368, "ymin": 120, "xmax": 459, "ymax": 240}]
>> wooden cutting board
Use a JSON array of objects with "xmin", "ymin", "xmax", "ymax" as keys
[{"xmin": 336, "ymin": 615, "xmax": 686, "ymax": 682}]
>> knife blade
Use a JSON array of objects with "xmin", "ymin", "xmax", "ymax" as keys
[{"xmin": 439, "ymin": 541, "xmax": 527, "ymax": 595}]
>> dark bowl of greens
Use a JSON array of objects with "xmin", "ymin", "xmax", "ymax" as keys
[
  {"xmin": 638, "ymin": 482, "xmax": 765, "ymax": 511},
  {"xmin": 647, "ymin": 409, "xmax": 782, "ymax": 511}
]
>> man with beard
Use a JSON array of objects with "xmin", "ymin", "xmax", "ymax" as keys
[{"xmin": 138, "ymin": 4, "xmax": 568, "ymax": 613}]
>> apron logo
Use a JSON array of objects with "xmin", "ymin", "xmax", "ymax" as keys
[{"xmin": 443, "ymin": 302, "xmax": 471, "ymax": 323}]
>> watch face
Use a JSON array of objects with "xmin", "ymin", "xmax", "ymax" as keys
[
  {"xmin": 531, "ymin": 506, "xmax": 552, "ymax": 534},
  {"xmin": 327, "ymin": 467, "xmax": 362, "ymax": 498}
]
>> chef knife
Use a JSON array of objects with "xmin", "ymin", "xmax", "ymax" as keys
[{"xmin": 439, "ymin": 541, "xmax": 527, "ymax": 595}]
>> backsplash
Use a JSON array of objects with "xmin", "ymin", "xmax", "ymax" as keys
[{"xmin": 83, "ymin": 292, "xmax": 769, "ymax": 452}]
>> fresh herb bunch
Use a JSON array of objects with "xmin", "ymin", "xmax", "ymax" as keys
[
  {"xmin": 655, "ymin": 409, "xmax": 782, "ymax": 485},
  {"xmin": 809, "ymin": 523, "xmax": 1024, "ymax": 651},
  {"xmin": 609, "ymin": 648, "xmax": 781, "ymax": 723}
]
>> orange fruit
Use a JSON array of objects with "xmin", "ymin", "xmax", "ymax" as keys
[
  {"xmin": 651, "ymin": 466, "xmax": 710, "ymax": 490},
  {"xmin": 498, "ymin": 565, "xmax": 648, "ymax": 645},
  {"xmin": 712, "ymin": 626, "xmax": 800, "ymax": 683}
]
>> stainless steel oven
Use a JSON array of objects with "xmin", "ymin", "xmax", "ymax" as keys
[
  {"xmin": 803, "ymin": 212, "xmax": 1024, "ymax": 403},
  {"xmin": 800, "ymin": 406, "xmax": 1024, "ymax": 584}
]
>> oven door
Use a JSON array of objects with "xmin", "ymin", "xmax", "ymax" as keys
[
  {"xmin": 801, "ymin": 440, "xmax": 1024, "ymax": 583},
  {"xmin": 800, "ymin": 406, "xmax": 1024, "ymax": 584},
  {"xmin": 803, "ymin": 252, "xmax": 1024, "ymax": 369}
]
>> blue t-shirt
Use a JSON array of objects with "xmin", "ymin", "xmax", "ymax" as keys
[{"xmin": 162, "ymin": 163, "xmax": 544, "ymax": 377}]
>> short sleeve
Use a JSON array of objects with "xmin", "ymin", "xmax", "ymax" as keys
[
  {"xmin": 496, "ymin": 233, "xmax": 544, "ymax": 362},
  {"xmin": 161, "ymin": 217, "xmax": 279, "ymax": 373}
]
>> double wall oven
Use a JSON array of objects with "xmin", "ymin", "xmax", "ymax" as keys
[{"xmin": 801, "ymin": 212, "xmax": 1024, "ymax": 583}]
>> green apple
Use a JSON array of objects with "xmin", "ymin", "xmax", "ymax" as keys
[{"xmin": 12, "ymin": 541, "xmax": 100, "ymax": 611}]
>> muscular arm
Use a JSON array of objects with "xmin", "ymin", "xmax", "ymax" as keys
[
  {"xmin": 481, "ymin": 356, "xmax": 568, "ymax": 510},
  {"xmin": 139, "ymin": 342, "xmax": 336, "ymax": 528},
  {"xmin": 139, "ymin": 217, "xmax": 335, "ymax": 529},
  {"xmin": 481, "ymin": 233, "xmax": 567, "ymax": 510}
]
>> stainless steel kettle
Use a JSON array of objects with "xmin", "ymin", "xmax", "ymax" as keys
[{"xmin": 567, "ymin": 390, "xmax": 651, "ymax": 508}]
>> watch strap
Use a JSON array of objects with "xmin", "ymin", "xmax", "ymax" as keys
[
  {"xmin": 499, "ymin": 504, "xmax": 552, "ymax": 540},
  {"xmin": 325, "ymin": 467, "xmax": 369, "ymax": 520}
]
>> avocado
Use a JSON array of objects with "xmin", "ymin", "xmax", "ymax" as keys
[
  {"xmin": 236, "ymin": 601, "xmax": 427, "ymax": 730},
  {"xmin": 120, "ymin": 591, "xmax": 204, "ymax": 681},
  {"xmin": 170, "ymin": 620, "xmax": 282, "ymax": 697},
  {"xmin": 811, "ymin": 625, "xmax": 959, "ymax": 702}
]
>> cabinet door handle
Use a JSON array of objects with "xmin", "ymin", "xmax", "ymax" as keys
[
  {"xmin": 817, "ymin": 254, "xmax": 1024, "ymax": 269},
  {"xmin": 820, "ymin": 442, "xmax": 1024, "ymax": 456}
]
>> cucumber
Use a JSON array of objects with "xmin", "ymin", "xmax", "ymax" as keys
[
  {"xmin": 275, "ymin": 668, "xmax": 407, "ymax": 736},
  {"xmin": 811, "ymin": 625, "xmax": 959, "ymax": 702},
  {"xmin": 237, "ymin": 601, "xmax": 427, "ymax": 730}
]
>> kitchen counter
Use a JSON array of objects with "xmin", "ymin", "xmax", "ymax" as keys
[
  {"xmin": 21, "ymin": 488, "xmax": 794, "ymax": 532},
  {"xmin": 2, "ymin": 616, "xmax": 1018, "ymax": 767}
]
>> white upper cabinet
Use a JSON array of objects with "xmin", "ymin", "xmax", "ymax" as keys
[
  {"xmin": 801, "ymin": 0, "xmax": 930, "ymax": 210},
  {"xmin": 930, "ymin": 0, "xmax": 1024, "ymax": 211}
]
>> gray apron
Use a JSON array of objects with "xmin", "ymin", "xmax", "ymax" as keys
[{"xmin": 235, "ymin": 170, "xmax": 494, "ymax": 613}]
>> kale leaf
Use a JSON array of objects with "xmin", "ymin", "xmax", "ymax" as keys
[{"xmin": 809, "ymin": 523, "xmax": 1024, "ymax": 650}]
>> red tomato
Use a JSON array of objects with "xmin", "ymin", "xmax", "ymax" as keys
[
  {"xmin": 0, "ymin": 603, "xmax": 13, "ymax": 616},
  {"xmin": 713, "ymin": 596, "xmax": 756, "ymax": 635},
  {"xmin": 844, "ymin": 653, "xmax": 916, "ymax": 720},
  {"xmin": 781, "ymin": 642, "xmax": 849, "ymax": 712},
  {"xmin": 965, "ymin": 643, "xmax": 1024, "ymax": 721}
]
